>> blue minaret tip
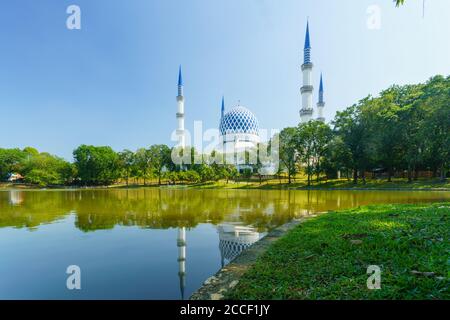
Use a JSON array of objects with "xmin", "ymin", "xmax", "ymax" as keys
[
  {"xmin": 319, "ymin": 73, "xmax": 323, "ymax": 92},
  {"xmin": 178, "ymin": 65, "xmax": 183, "ymax": 86},
  {"xmin": 221, "ymin": 96, "xmax": 225, "ymax": 117},
  {"xmin": 304, "ymin": 21, "xmax": 311, "ymax": 50},
  {"xmin": 318, "ymin": 73, "xmax": 324, "ymax": 104}
]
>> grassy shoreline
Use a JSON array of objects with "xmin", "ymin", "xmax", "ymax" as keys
[
  {"xmin": 1, "ymin": 178, "xmax": 449, "ymax": 191},
  {"xmin": 227, "ymin": 203, "xmax": 450, "ymax": 300}
]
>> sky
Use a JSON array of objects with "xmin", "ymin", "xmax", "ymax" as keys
[{"xmin": 0, "ymin": 0, "xmax": 449, "ymax": 160}]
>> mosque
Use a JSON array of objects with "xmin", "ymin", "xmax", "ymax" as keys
[
  {"xmin": 175, "ymin": 20, "xmax": 326, "ymax": 163},
  {"xmin": 173, "ymin": 21, "xmax": 326, "ymax": 298}
]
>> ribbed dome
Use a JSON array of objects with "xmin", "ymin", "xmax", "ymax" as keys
[{"xmin": 220, "ymin": 106, "xmax": 259, "ymax": 136}]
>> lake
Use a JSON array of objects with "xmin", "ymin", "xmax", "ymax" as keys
[{"xmin": 0, "ymin": 188, "xmax": 449, "ymax": 300}]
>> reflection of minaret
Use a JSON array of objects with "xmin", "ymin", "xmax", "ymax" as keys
[
  {"xmin": 218, "ymin": 224, "xmax": 263, "ymax": 267},
  {"xmin": 177, "ymin": 227, "xmax": 186, "ymax": 300}
]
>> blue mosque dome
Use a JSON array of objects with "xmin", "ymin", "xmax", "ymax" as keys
[{"xmin": 219, "ymin": 105, "xmax": 259, "ymax": 136}]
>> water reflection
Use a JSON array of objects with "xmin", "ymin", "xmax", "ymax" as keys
[
  {"xmin": 218, "ymin": 223, "xmax": 264, "ymax": 267},
  {"xmin": 177, "ymin": 227, "xmax": 187, "ymax": 300},
  {"xmin": 1, "ymin": 188, "xmax": 449, "ymax": 231},
  {"xmin": 1, "ymin": 188, "xmax": 449, "ymax": 299},
  {"xmin": 8, "ymin": 190, "xmax": 24, "ymax": 206}
]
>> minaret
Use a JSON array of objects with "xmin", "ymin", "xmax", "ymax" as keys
[
  {"xmin": 176, "ymin": 66, "xmax": 186, "ymax": 148},
  {"xmin": 177, "ymin": 227, "xmax": 186, "ymax": 300},
  {"xmin": 300, "ymin": 21, "xmax": 314, "ymax": 123},
  {"xmin": 221, "ymin": 96, "xmax": 226, "ymax": 154},
  {"xmin": 221, "ymin": 96, "xmax": 225, "ymax": 119},
  {"xmin": 317, "ymin": 73, "xmax": 325, "ymax": 122}
]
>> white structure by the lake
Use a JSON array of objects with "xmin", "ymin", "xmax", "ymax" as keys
[
  {"xmin": 219, "ymin": 97, "xmax": 260, "ymax": 152},
  {"xmin": 176, "ymin": 66, "xmax": 186, "ymax": 148},
  {"xmin": 300, "ymin": 21, "xmax": 326, "ymax": 123}
]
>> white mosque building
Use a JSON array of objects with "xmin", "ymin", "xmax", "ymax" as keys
[
  {"xmin": 175, "ymin": 20, "xmax": 326, "ymax": 159},
  {"xmin": 219, "ymin": 97, "xmax": 260, "ymax": 153}
]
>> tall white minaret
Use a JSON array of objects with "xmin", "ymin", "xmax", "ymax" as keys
[
  {"xmin": 176, "ymin": 66, "xmax": 186, "ymax": 148},
  {"xmin": 177, "ymin": 227, "xmax": 186, "ymax": 300},
  {"xmin": 300, "ymin": 21, "xmax": 314, "ymax": 123},
  {"xmin": 317, "ymin": 73, "xmax": 325, "ymax": 122}
]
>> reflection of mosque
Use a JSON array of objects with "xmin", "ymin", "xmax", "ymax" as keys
[
  {"xmin": 218, "ymin": 223, "xmax": 263, "ymax": 267},
  {"xmin": 175, "ymin": 223, "xmax": 263, "ymax": 300}
]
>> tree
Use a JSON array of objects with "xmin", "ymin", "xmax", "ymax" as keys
[
  {"xmin": 196, "ymin": 164, "xmax": 216, "ymax": 182},
  {"xmin": 73, "ymin": 145, "xmax": 120, "ymax": 186},
  {"xmin": 362, "ymin": 88, "xmax": 405, "ymax": 182},
  {"xmin": 277, "ymin": 128, "xmax": 299, "ymax": 184},
  {"xmin": 419, "ymin": 76, "xmax": 450, "ymax": 181},
  {"xmin": 322, "ymin": 136, "xmax": 351, "ymax": 180},
  {"xmin": 0, "ymin": 148, "xmax": 26, "ymax": 180},
  {"xmin": 297, "ymin": 121, "xmax": 333, "ymax": 185},
  {"xmin": 20, "ymin": 151, "xmax": 75, "ymax": 187},
  {"xmin": 147, "ymin": 144, "xmax": 171, "ymax": 185},
  {"xmin": 135, "ymin": 148, "xmax": 153, "ymax": 186},
  {"xmin": 333, "ymin": 102, "xmax": 371, "ymax": 184},
  {"xmin": 118, "ymin": 149, "xmax": 135, "ymax": 186}
]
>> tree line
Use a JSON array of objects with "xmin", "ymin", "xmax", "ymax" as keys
[
  {"xmin": 0, "ymin": 144, "xmax": 241, "ymax": 187},
  {"xmin": 278, "ymin": 75, "xmax": 449, "ymax": 184},
  {"xmin": 0, "ymin": 75, "xmax": 448, "ymax": 187}
]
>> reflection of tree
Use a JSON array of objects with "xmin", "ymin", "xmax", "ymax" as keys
[
  {"xmin": 0, "ymin": 191, "xmax": 73, "ymax": 229},
  {"xmin": 1, "ymin": 189, "xmax": 446, "ymax": 231}
]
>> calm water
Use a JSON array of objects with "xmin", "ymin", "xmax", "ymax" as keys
[{"xmin": 0, "ymin": 188, "xmax": 449, "ymax": 300}]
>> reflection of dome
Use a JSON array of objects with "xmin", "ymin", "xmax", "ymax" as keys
[
  {"xmin": 220, "ymin": 106, "xmax": 259, "ymax": 136},
  {"xmin": 217, "ymin": 223, "xmax": 263, "ymax": 266}
]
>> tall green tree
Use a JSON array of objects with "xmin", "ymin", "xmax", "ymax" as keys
[
  {"xmin": 135, "ymin": 148, "xmax": 153, "ymax": 186},
  {"xmin": 0, "ymin": 148, "xmax": 26, "ymax": 180},
  {"xmin": 419, "ymin": 76, "xmax": 450, "ymax": 181},
  {"xmin": 297, "ymin": 121, "xmax": 333, "ymax": 185},
  {"xmin": 118, "ymin": 149, "xmax": 135, "ymax": 186},
  {"xmin": 277, "ymin": 128, "xmax": 299, "ymax": 184},
  {"xmin": 147, "ymin": 144, "xmax": 171, "ymax": 185},
  {"xmin": 333, "ymin": 102, "xmax": 371, "ymax": 184},
  {"xmin": 21, "ymin": 152, "xmax": 75, "ymax": 187},
  {"xmin": 73, "ymin": 145, "xmax": 120, "ymax": 186}
]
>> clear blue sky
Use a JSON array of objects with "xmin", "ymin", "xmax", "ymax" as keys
[{"xmin": 1, "ymin": 0, "xmax": 449, "ymax": 160}]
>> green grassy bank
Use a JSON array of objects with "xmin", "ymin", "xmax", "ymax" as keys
[
  {"xmin": 227, "ymin": 203, "xmax": 450, "ymax": 300},
  {"xmin": 1, "ymin": 178, "xmax": 449, "ymax": 191},
  {"xmin": 187, "ymin": 178, "xmax": 450, "ymax": 191}
]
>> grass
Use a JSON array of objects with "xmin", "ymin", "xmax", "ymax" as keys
[
  {"xmin": 1, "ymin": 178, "xmax": 449, "ymax": 191},
  {"xmin": 227, "ymin": 203, "xmax": 450, "ymax": 300},
  {"xmin": 187, "ymin": 178, "xmax": 450, "ymax": 190}
]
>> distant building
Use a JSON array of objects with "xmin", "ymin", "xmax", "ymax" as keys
[{"xmin": 7, "ymin": 173, "xmax": 24, "ymax": 182}]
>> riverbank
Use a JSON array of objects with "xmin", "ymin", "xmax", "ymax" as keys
[
  {"xmin": 224, "ymin": 203, "xmax": 449, "ymax": 300},
  {"xmin": 187, "ymin": 179, "xmax": 450, "ymax": 191},
  {"xmin": 1, "ymin": 178, "xmax": 449, "ymax": 191}
]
